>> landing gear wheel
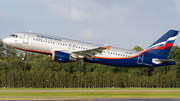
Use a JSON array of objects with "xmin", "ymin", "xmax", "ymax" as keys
[
  {"xmin": 79, "ymin": 66, "xmax": 85, "ymax": 72},
  {"xmin": 22, "ymin": 51, "xmax": 27, "ymax": 61}
]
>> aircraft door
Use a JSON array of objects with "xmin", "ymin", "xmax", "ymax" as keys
[
  {"xmin": 23, "ymin": 34, "xmax": 30, "ymax": 44},
  {"xmin": 68, "ymin": 44, "xmax": 72, "ymax": 49},
  {"xmin": 72, "ymin": 44, "xmax": 75, "ymax": 50},
  {"xmin": 137, "ymin": 54, "xmax": 144, "ymax": 64},
  {"xmin": 68, "ymin": 44, "xmax": 76, "ymax": 50}
]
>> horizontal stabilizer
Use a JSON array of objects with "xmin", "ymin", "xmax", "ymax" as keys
[{"xmin": 152, "ymin": 58, "xmax": 176, "ymax": 64}]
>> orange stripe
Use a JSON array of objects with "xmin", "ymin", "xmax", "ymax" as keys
[
  {"xmin": 91, "ymin": 55, "xmax": 139, "ymax": 59},
  {"xmin": 12, "ymin": 47, "xmax": 52, "ymax": 55},
  {"xmin": 53, "ymin": 51, "xmax": 55, "ymax": 61},
  {"xmin": 13, "ymin": 47, "xmax": 140, "ymax": 60}
]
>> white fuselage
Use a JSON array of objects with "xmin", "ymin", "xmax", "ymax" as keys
[{"xmin": 3, "ymin": 32, "xmax": 140, "ymax": 58}]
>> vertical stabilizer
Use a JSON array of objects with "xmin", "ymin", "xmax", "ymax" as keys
[{"xmin": 143, "ymin": 30, "xmax": 179, "ymax": 58}]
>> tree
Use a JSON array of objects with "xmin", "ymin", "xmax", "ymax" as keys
[{"xmin": 132, "ymin": 46, "xmax": 144, "ymax": 52}]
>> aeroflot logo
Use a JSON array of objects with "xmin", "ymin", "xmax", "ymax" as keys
[{"xmin": 37, "ymin": 35, "xmax": 61, "ymax": 41}]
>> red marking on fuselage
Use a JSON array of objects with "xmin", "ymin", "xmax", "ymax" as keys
[{"xmin": 13, "ymin": 47, "xmax": 52, "ymax": 55}]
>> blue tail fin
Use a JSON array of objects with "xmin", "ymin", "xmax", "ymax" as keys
[{"xmin": 142, "ymin": 30, "xmax": 179, "ymax": 58}]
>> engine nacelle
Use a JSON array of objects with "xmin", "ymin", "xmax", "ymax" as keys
[{"xmin": 52, "ymin": 51, "xmax": 76, "ymax": 63}]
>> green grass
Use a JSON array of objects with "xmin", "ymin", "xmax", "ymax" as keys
[
  {"xmin": 0, "ymin": 91, "xmax": 180, "ymax": 98},
  {"xmin": 1, "ymin": 88, "xmax": 180, "ymax": 90},
  {"xmin": 0, "ymin": 88, "xmax": 180, "ymax": 98}
]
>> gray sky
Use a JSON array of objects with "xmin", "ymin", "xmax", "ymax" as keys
[{"xmin": 0, "ymin": 0, "xmax": 180, "ymax": 50}]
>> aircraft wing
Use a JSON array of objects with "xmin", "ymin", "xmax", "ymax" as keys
[{"xmin": 72, "ymin": 46, "xmax": 111, "ymax": 60}]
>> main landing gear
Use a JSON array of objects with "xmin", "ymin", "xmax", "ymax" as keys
[
  {"xmin": 22, "ymin": 51, "xmax": 27, "ymax": 61},
  {"xmin": 78, "ymin": 58, "xmax": 85, "ymax": 72}
]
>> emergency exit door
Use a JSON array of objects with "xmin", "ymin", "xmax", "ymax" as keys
[{"xmin": 23, "ymin": 34, "xmax": 30, "ymax": 44}]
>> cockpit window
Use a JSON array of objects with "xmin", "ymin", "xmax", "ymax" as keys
[
  {"xmin": 10, "ymin": 34, "xmax": 15, "ymax": 37},
  {"xmin": 10, "ymin": 34, "xmax": 18, "ymax": 38}
]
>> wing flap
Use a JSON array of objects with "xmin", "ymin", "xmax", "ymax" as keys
[{"xmin": 72, "ymin": 46, "xmax": 111, "ymax": 60}]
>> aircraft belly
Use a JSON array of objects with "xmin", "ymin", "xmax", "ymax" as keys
[{"xmin": 89, "ymin": 57, "xmax": 144, "ymax": 67}]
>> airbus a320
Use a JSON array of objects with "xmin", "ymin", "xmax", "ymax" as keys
[{"xmin": 3, "ymin": 30, "xmax": 179, "ymax": 71}]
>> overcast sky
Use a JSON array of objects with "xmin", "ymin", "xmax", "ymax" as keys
[{"xmin": 0, "ymin": 0, "xmax": 180, "ymax": 50}]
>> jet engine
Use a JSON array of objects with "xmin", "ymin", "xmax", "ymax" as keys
[{"xmin": 52, "ymin": 51, "xmax": 76, "ymax": 63}]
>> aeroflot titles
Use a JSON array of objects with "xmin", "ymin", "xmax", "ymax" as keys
[{"xmin": 37, "ymin": 35, "xmax": 61, "ymax": 41}]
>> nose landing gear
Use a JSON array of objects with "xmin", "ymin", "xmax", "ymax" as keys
[{"xmin": 22, "ymin": 51, "xmax": 26, "ymax": 61}]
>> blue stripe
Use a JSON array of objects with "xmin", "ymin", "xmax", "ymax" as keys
[
  {"xmin": 148, "ymin": 30, "xmax": 178, "ymax": 48},
  {"xmin": 166, "ymin": 40, "xmax": 175, "ymax": 43},
  {"xmin": 149, "ymin": 44, "xmax": 164, "ymax": 49}
]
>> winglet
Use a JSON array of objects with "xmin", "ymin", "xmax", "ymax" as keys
[{"xmin": 106, "ymin": 45, "xmax": 111, "ymax": 50}]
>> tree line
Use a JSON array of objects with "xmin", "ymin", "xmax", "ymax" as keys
[{"xmin": 0, "ymin": 40, "xmax": 180, "ymax": 88}]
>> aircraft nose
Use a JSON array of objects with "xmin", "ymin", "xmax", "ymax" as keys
[{"xmin": 2, "ymin": 37, "xmax": 10, "ymax": 45}]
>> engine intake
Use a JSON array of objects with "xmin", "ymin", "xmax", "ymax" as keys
[{"xmin": 53, "ymin": 51, "xmax": 76, "ymax": 63}]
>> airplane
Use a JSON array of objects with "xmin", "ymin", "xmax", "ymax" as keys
[{"xmin": 2, "ymin": 29, "xmax": 179, "ymax": 71}]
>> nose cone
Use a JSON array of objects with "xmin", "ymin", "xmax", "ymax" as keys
[{"xmin": 2, "ymin": 37, "xmax": 11, "ymax": 45}]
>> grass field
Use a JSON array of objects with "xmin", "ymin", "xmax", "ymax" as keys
[
  {"xmin": 0, "ymin": 88, "xmax": 180, "ymax": 100},
  {"xmin": 1, "ymin": 88, "xmax": 180, "ymax": 90}
]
